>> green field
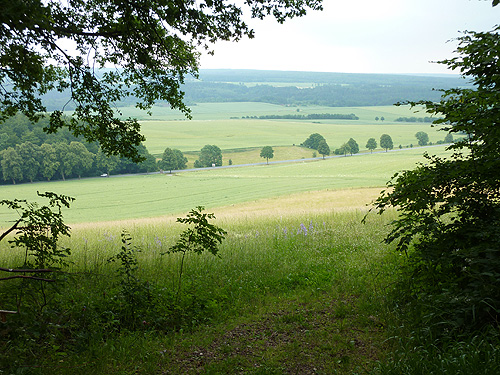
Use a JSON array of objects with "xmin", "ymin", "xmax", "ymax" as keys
[
  {"xmin": 0, "ymin": 145, "xmax": 450, "ymax": 225},
  {"xmin": 133, "ymin": 107, "xmax": 441, "ymax": 158},
  {"xmin": 118, "ymin": 102, "xmax": 431, "ymax": 122},
  {"xmin": 142, "ymin": 118, "xmax": 443, "ymax": 156},
  {"xmin": 0, "ymin": 102, "xmax": 485, "ymax": 374},
  {"xmin": 111, "ymin": 103, "xmax": 442, "ymax": 155},
  {"xmin": 2, "ymin": 103, "xmax": 449, "ymax": 225}
]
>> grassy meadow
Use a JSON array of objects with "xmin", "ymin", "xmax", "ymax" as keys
[
  {"xmin": 131, "ymin": 103, "xmax": 442, "ymax": 156},
  {"xmin": 0, "ymin": 193, "xmax": 402, "ymax": 374},
  {"xmin": 0, "ymin": 145, "xmax": 450, "ymax": 225},
  {"xmin": 118, "ymin": 102, "xmax": 429, "ymax": 122},
  {"xmin": 3, "ymin": 102, "xmax": 483, "ymax": 374}
]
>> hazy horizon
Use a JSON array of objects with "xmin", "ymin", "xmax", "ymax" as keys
[
  {"xmin": 200, "ymin": 0, "xmax": 500, "ymax": 75},
  {"xmin": 196, "ymin": 68, "xmax": 461, "ymax": 78}
]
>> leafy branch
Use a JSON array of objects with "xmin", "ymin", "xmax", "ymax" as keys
[{"xmin": 164, "ymin": 206, "xmax": 226, "ymax": 301}]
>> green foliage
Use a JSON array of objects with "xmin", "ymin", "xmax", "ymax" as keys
[
  {"xmin": 347, "ymin": 138, "xmax": 359, "ymax": 154},
  {"xmin": 0, "ymin": 114, "xmax": 158, "ymax": 182},
  {"xmin": 179, "ymin": 71, "xmax": 470, "ymax": 108},
  {"xmin": 165, "ymin": 206, "xmax": 226, "ymax": 300},
  {"xmin": 366, "ymin": 137, "xmax": 377, "ymax": 153},
  {"xmin": 195, "ymin": 144, "xmax": 223, "ymax": 167},
  {"xmin": 317, "ymin": 139, "xmax": 330, "ymax": 158},
  {"xmin": 336, "ymin": 142, "xmax": 351, "ymax": 156},
  {"xmin": 302, "ymin": 133, "xmax": 326, "ymax": 150},
  {"xmin": 1, "ymin": 191, "xmax": 74, "ymax": 269},
  {"xmin": 260, "ymin": 146, "xmax": 274, "ymax": 164},
  {"xmin": 159, "ymin": 147, "xmax": 187, "ymax": 173},
  {"xmin": 415, "ymin": 131, "xmax": 429, "ymax": 146},
  {"xmin": 0, "ymin": 0, "xmax": 322, "ymax": 161},
  {"xmin": 0, "ymin": 147, "xmax": 23, "ymax": 184},
  {"xmin": 169, "ymin": 206, "xmax": 226, "ymax": 257},
  {"xmin": 0, "ymin": 192, "xmax": 73, "ymax": 321},
  {"xmin": 395, "ymin": 116, "xmax": 436, "ymax": 123},
  {"xmin": 380, "ymin": 134, "xmax": 393, "ymax": 151},
  {"xmin": 375, "ymin": 334, "xmax": 500, "ymax": 375},
  {"xmin": 373, "ymin": 26, "xmax": 500, "ymax": 335},
  {"xmin": 107, "ymin": 231, "xmax": 154, "ymax": 329},
  {"xmin": 444, "ymin": 132, "xmax": 454, "ymax": 144}
]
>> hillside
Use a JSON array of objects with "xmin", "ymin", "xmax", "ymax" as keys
[{"xmin": 42, "ymin": 69, "xmax": 471, "ymax": 111}]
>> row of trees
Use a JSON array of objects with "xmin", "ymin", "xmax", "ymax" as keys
[
  {"xmin": 0, "ymin": 141, "xmax": 157, "ymax": 184},
  {"xmin": 3, "ymin": 129, "xmax": 436, "ymax": 184},
  {"xmin": 415, "ymin": 131, "xmax": 454, "ymax": 146},
  {"xmin": 396, "ymin": 116, "xmax": 436, "ymax": 123},
  {"xmin": 302, "ymin": 132, "xmax": 395, "ymax": 157},
  {"xmin": 302, "ymin": 133, "xmax": 331, "ymax": 158},
  {"xmin": 0, "ymin": 114, "xmax": 85, "ymax": 152},
  {"xmin": 257, "ymin": 113, "xmax": 359, "ymax": 120}
]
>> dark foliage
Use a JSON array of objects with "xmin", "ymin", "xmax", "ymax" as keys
[
  {"xmin": 372, "ymin": 26, "xmax": 500, "ymax": 335},
  {"xmin": 302, "ymin": 133, "xmax": 326, "ymax": 150},
  {"xmin": 1, "ymin": 0, "xmax": 322, "ymax": 161}
]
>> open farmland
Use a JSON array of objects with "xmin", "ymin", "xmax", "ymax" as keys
[
  {"xmin": 0, "ymin": 145, "xmax": 451, "ymax": 225},
  {"xmin": 123, "ymin": 103, "xmax": 444, "ymax": 156},
  {"xmin": 117, "ymin": 102, "xmax": 428, "ymax": 122}
]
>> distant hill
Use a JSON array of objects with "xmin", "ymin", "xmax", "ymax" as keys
[
  {"xmin": 195, "ymin": 69, "xmax": 465, "ymax": 86},
  {"xmin": 182, "ymin": 69, "xmax": 471, "ymax": 107},
  {"xmin": 42, "ymin": 69, "xmax": 472, "ymax": 110}
]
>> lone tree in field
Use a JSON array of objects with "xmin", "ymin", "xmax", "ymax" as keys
[
  {"xmin": 302, "ymin": 133, "xmax": 326, "ymax": 150},
  {"xmin": 195, "ymin": 145, "xmax": 222, "ymax": 168},
  {"xmin": 0, "ymin": 0, "xmax": 323, "ymax": 162},
  {"xmin": 380, "ymin": 134, "xmax": 393, "ymax": 152},
  {"xmin": 415, "ymin": 131, "xmax": 429, "ymax": 146},
  {"xmin": 372, "ymin": 23, "xmax": 500, "ymax": 333},
  {"xmin": 317, "ymin": 140, "xmax": 330, "ymax": 159},
  {"xmin": 366, "ymin": 138, "xmax": 377, "ymax": 153},
  {"xmin": 260, "ymin": 146, "xmax": 274, "ymax": 164}
]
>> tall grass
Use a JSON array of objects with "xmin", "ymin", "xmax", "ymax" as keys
[
  {"xmin": 2, "ymin": 188, "xmax": 494, "ymax": 373},
  {"xmin": 0, "ymin": 205, "xmax": 402, "ymax": 374}
]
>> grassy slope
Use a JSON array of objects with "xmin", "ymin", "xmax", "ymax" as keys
[
  {"xmin": 111, "ymin": 102, "xmax": 440, "ymax": 155},
  {"xmin": 0, "ymin": 145, "xmax": 450, "ymax": 225},
  {"xmin": 0, "ymin": 200, "xmax": 400, "ymax": 374}
]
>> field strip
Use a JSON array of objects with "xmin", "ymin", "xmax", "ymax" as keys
[
  {"xmin": 67, "ymin": 187, "xmax": 383, "ymax": 230},
  {"xmin": 0, "ymin": 145, "xmax": 451, "ymax": 227}
]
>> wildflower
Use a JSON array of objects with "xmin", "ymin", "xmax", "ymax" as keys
[{"xmin": 297, "ymin": 223, "xmax": 308, "ymax": 235}]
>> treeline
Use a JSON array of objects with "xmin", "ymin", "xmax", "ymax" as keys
[
  {"xmin": 395, "ymin": 116, "xmax": 437, "ymax": 123},
  {"xmin": 181, "ymin": 82, "xmax": 448, "ymax": 107},
  {"xmin": 0, "ymin": 114, "xmax": 157, "ymax": 184},
  {"xmin": 256, "ymin": 113, "xmax": 359, "ymax": 120},
  {"xmin": 40, "ymin": 70, "xmax": 472, "ymax": 110}
]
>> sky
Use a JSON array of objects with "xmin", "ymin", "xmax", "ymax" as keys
[{"xmin": 199, "ymin": 0, "xmax": 500, "ymax": 75}]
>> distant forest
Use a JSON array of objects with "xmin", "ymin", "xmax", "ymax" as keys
[{"xmin": 41, "ymin": 69, "xmax": 472, "ymax": 110}]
